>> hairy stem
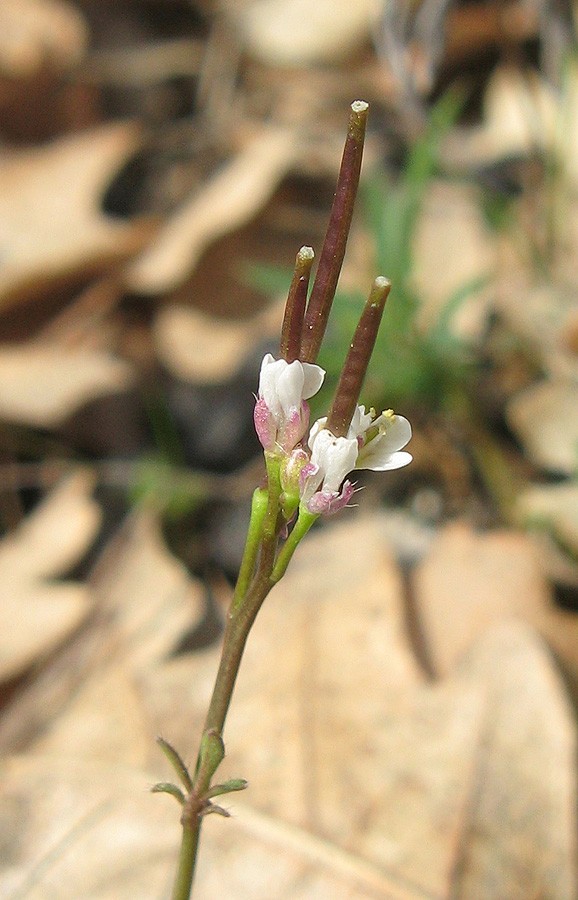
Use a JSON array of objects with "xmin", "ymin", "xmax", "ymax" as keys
[
  {"xmin": 171, "ymin": 570, "xmax": 275, "ymax": 900},
  {"xmin": 170, "ymin": 456, "xmax": 284, "ymax": 900}
]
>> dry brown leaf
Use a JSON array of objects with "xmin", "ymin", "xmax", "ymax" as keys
[
  {"xmin": 519, "ymin": 481, "xmax": 578, "ymax": 558},
  {"xmin": 444, "ymin": 66, "xmax": 558, "ymax": 168},
  {"xmin": 153, "ymin": 305, "xmax": 258, "ymax": 384},
  {"xmin": 0, "ymin": 344, "xmax": 133, "ymax": 428},
  {"xmin": 446, "ymin": 62, "xmax": 578, "ymax": 190},
  {"xmin": 506, "ymin": 377, "xmax": 578, "ymax": 475},
  {"xmin": 0, "ymin": 754, "xmax": 428, "ymax": 900},
  {"xmin": 450, "ymin": 622, "xmax": 576, "ymax": 900},
  {"xmin": 412, "ymin": 521, "xmax": 578, "ymax": 691},
  {"xmin": 218, "ymin": 521, "xmax": 576, "ymax": 899},
  {"xmin": 1, "ymin": 514, "xmax": 576, "ymax": 898},
  {"xmin": 97, "ymin": 513, "xmax": 206, "ymax": 676},
  {"xmin": 23, "ymin": 511, "xmax": 206, "ymax": 767},
  {"xmin": 412, "ymin": 181, "xmax": 495, "ymax": 337},
  {"xmin": 238, "ymin": 0, "xmax": 382, "ymax": 66},
  {"xmin": 0, "ymin": 508, "xmax": 206, "ymax": 764},
  {"xmin": 0, "ymin": 756, "xmax": 178, "ymax": 900},
  {"xmin": 125, "ymin": 124, "xmax": 300, "ymax": 295},
  {"xmin": 94, "ymin": 514, "xmax": 576, "ymax": 899},
  {"xmin": 32, "ymin": 663, "xmax": 154, "ymax": 768},
  {"xmin": 153, "ymin": 299, "xmax": 285, "ymax": 383},
  {"xmin": 0, "ymin": 122, "xmax": 150, "ymax": 310},
  {"xmin": 0, "ymin": 470, "xmax": 100, "ymax": 683},
  {"xmin": 0, "ymin": 0, "xmax": 88, "ymax": 78},
  {"xmin": 496, "ymin": 283, "xmax": 578, "ymax": 382}
]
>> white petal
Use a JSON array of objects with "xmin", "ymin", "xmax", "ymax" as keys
[
  {"xmin": 348, "ymin": 404, "xmax": 372, "ymax": 438},
  {"xmin": 369, "ymin": 450, "xmax": 413, "ymax": 471},
  {"xmin": 258, "ymin": 355, "xmax": 324, "ymax": 424},
  {"xmin": 378, "ymin": 414, "xmax": 412, "ymax": 453},
  {"xmin": 260, "ymin": 352, "xmax": 275, "ymax": 369},
  {"xmin": 307, "ymin": 416, "xmax": 327, "ymax": 449},
  {"xmin": 301, "ymin": 363, "xmax": 325, "ymax": 399},
  {"xmin": 276, "ymin": 359, "xmax": 305, "ymax": 417},
  {"xmin": 356, "ymin": 415, "xmax": 412, "ymax": 470},
  {"xmin": 258, "ymin": 355, "xmax": 285, "ymax": 409},
  {"xmin": 311, "ymin": 429, "xmax": 358, "ymax": 492}
]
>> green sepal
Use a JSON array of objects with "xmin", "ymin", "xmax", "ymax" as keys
[
  {"xmin": 151, "ymin": 782, "xmax": 186, "ymax": 805},
  {"xmin": 206, "ymin": 778, "xmax": 248, "ymax": 799}
]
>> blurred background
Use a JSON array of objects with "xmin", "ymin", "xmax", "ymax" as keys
[{"xmin": 1, "ymin": 2, "xmax": 578, "ymax": 899}]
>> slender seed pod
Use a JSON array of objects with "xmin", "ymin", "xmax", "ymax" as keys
[
  {"xmin": 279, "ymin": 246, "xmax": 314, "ymax": 362},
  {"xmin": 326, "ymin": 277, "xmax": 391, "ymax": 438},
  {"xmin": 300, "ymin": 100, "xmax": 369, "ymax": 363}
]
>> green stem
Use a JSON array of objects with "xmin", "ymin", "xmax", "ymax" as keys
[
  {"xmin": 232, "ymin": 487, "xmax": 268, "ymax": 612},
  {"xmin": 169, "ymin": 453, "xmax": 284, "ymax": 900},
  {"xmin": 171, "ymin": 824, "xmax": 200, "ymax": 900},
  {"xmin": 258, "ymin": 452, "xmax": 283, "ymax": 568},
  {"xmin": 171, "ymin": 576, "xmax": 274, "ymax": 900},
  {"xmin": 270, "ymin": 506, "xmax": 318, "ymax": 584}
]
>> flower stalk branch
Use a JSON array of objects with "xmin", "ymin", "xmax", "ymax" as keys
[{"xmin": 156, "ymin": 100, "xmax": 413, "ymax": 900}]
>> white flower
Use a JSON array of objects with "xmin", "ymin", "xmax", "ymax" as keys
[
  {"xmin": 309, "ymin": 429, "xmax": 358, "ymax": 492},
  {"xmin": 254, "ymin": 353, "xmax": 325, "ymax": 452},
  {"xmin": 259, "ymin": 353, "xmax": 325, "ymax": 421},
  {"xmin": 299, "ymin": 429, "xmax": 358, "ymax": 515},
  {"xmin": 349, "ymin": 405, "xmax": 412, "ymax": 471},
  {"xmin": 301, "ymin": 406, "xmax": 412, "ymax": 515}
]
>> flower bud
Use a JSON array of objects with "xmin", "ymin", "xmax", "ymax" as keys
[
  {"xmin": 280, "ymin": 447, "xmax": 309, "ymax": 518},
  {"xmin": 254, "ymin": 353, "xmax": 325, "ymax": 454}
]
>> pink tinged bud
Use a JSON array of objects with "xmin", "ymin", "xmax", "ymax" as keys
[
  {"xmin": 281, "ymin": 448, "xmax": 309, "ymax": 495},
  {"xmin": 279, "ymin": 403, "xmax": 309, "ymax": 453},
  {"xmin": 298, "ymin": 460, "xmax": 320, "ymax": 497},
  {"xmin": 254, "ymin": 397, "xmax": 277, "ymax": 451},
  {"xmin": 256, "ymin": 353, "xmax": 325, "ymax": 453},
  {"xmin": 280, "ymin": 447, "xmax": 310, "ymax": 519}
]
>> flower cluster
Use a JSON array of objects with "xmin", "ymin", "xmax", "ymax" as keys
[{"xmin": 256, "ymin": 354, "xmax": 412, "ymax": 518}]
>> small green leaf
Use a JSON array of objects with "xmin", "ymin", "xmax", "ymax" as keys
[
  {"xmin": 201, "ymin": 803, "xmax": 230, "ymax": 818},
  {"xmin": 198, "ymin": 729, "xmax": 225, "ymax": 781},
  {"xmin": 206, "ymin": 778, "xmax": 248, "ymax": 799},
  {"xmin": 157, "ymin": 736, "xmax": 193, "ymax": 791},
  {"xmin": 151, "ymin": 782, "xmax": 186, "ymax": 805}
]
